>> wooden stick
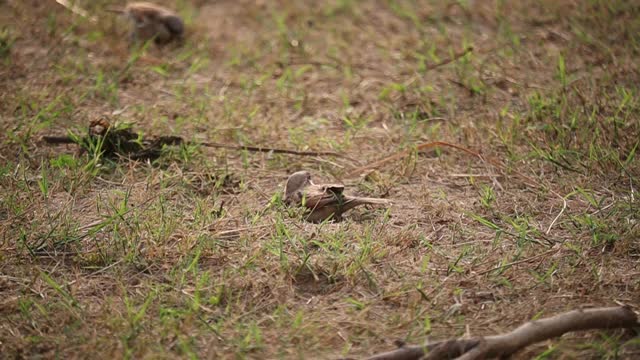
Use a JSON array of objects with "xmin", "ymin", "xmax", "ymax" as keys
[
  {"xmin": 365, "ymin": 306, "xmax": 638, "ymax": 360},
  {"xmin": 365, "ymin": 339, "xmax": 478, "ymax": 360},
  {"xmin": 41, "ymin": 135, "xmax": 76, "ymax": 144},
  {"xmin": 40, "ymin": 135, "xmax": 355, "ymax": 162},
  {"xmin": 199, "ymin": 141, "xmax": 357, "ymax": 162}
]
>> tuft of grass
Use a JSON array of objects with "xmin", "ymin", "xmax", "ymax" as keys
[{"xmin": 0, "ymin": 27, "xmax": 14, "ymax": 59}]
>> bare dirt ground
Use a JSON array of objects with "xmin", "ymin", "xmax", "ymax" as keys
[{"xmin": 1, "ymin": 0, "xmax": 639, "ymax": 358}]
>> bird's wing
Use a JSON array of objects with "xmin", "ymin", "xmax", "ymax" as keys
[
  {"xmin": 303, "ymin": 184, "xmax": 343, "ymax": 210},
  {"xmin": 318, "ymin": 183, "xmax": 344, "ymax": 194},
  {"xmin": 283, "ymin": 189, "xmax": 303, "ymax": 206},
  {"xmin": 161, "ymin": 14, "xmax": 184, "ymax": 35}
]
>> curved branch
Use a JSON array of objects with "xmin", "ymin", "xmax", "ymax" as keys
[{"xmin": 365, "ymin": 306, "xmax": 638, "ymax": 360}]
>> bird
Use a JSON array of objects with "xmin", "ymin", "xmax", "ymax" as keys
[
  {"xmin": 107, "ymin": 2, "xmax": 184, "ymax": 45},
  {"xmin": 89, "ymin": 117, "xmax": 111, "ymax": 136},
  {"xmin": 283, "ymin": 171, "xmax": 391, "ymax": 223}
]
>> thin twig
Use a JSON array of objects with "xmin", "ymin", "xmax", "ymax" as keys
[
  {"xmin": 55, "ymin": 0, "xmax": 97, "ymax": 23},
  {"xmin": 40, "ymin": 134, "xmax": 356, "ymax": 163},
  {"xmin": 448, "ymin": 173, "xmax": 501, "ymax": 178},
  {"xmin": 424, "ymin": 47, "xmax": 474, "ymax": 71},
  {"xmin": 346, "ymin": 139, "xmax": 567, "ymax": 235},
  {"xmin": 546, "ymin": 192, "xmax": 568, "ymax": 234},
  {"xmin": 67, "ymin": 259, "xmax": 124, "ymax": 286},
  {"xmin": 476, "ymin": 248, "xmax": 560, "ymax": 276},
  {"xmin": 198, "ymin": 141, "xmax": 358, "ymax": 163},
  {"xmin": 77, "ymin": 192, "xmax": 161, "ymax": 239},
  {"xmin": 347, "ymin": 141, "xmax": 484, "ymax": 177},
  {"xmin": 41, "ymin": 135, "xmax": 75, "ymax": 144}
]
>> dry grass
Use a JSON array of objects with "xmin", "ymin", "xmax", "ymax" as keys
[{"xmin": 1, "ymin": 0, "xmax": 639, "ymax": 359}]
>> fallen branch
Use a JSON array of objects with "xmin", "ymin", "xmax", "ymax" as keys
[
  {"xmin": 365, "ymin": 306, "xmax": 638, "ymax": 360},
  {"xmin": 199, "ymin": 141, "xmax": 356, "ymax": 162},
  {"xmin": 40, "ymin": 120, "xmax": 354, "ymax": 162}
]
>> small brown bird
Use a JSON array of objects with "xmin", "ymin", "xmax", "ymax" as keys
[
  {"xmin": 89, "ymin": 117, "xmax": 111, "ymax": 136},
  {"xmin": 283, "ymin": 171, "xmax": 391, "ymax": 223},
  {"xmin": 108, "ymin": 2, "xmax": 184, "ymax": 45}
]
